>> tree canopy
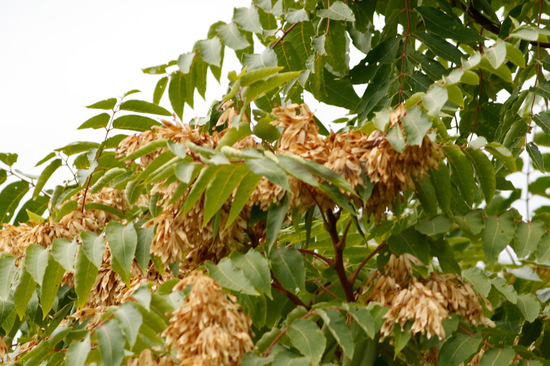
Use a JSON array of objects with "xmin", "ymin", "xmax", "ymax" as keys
[{"xmin": 1, "ymin": 0, "xmax": 550, "ymax": 365}]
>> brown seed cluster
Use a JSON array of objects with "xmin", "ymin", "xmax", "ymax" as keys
[
  {"xmin": 162, "ymin": 272, "xmax": 253, "ymax": 366},
  {"xmin": 118, "ymin": 116, "xmax": 256, "ymax": 268},
  {"xmin": 268, "ymin": 104, "xmax": 441, "ymax": 221},
  {"xmin": 0, "ymin": 187, "xmax": 128, "ymax": 261},
  {"xmin": 364, "ymin": 254, "xmax": 494, "ymax": 341}
]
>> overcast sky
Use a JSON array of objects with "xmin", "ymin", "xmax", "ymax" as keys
[{"xmin": 0, "ymin": 0, "xmax": 256, "ymax": 173}]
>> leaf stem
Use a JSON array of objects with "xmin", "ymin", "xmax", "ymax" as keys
[
  {"xmin": 348, "ymin": 242, "xmax": 387, "ymax": 285},
  {"xmin": 271, "ymin": 23, "xmax": 298, "ymax": 49}
]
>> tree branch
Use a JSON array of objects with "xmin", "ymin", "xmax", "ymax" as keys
[
  {"xmin": 326, "ymin": 210, "xmax": 355, "ymax": 302},
  {"xmin": 272, "ymin": 275, "xmax": 309, "ymax": 309},
  {"xmin": 271, "ymin": 23, "xmax": 298, "ymax": 49},
  {"xmin": 348, "ymin": 242, "xmax": 388, "ymax": 286}
]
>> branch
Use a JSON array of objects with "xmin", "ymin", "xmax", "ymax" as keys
[
  {"xmin": 348, "ymin": 242, "xmax": 388, "ymax": 286},
  {"xmin": 271, "ymin": 23, "xmax": 298, "ymax": 49},
  {"xmin": 272, "ymin": 275, "xmax": 309, "ymax": 309},
  {"xmin": 298, "ymin": 249, "xmax": 335, "ymax": 266},
  {"xmin": 326, "ymin": 210, "xmax": 355, "ymax": 302}
]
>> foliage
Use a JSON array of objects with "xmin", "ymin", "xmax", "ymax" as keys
[{"xmin": 1, "ymin": 0, "xmax": 550, "ymax": 365}]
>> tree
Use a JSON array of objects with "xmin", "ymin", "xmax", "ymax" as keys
[{"xmin": 1, "ymin": 0, "xmax": 550, "ymax": 364}]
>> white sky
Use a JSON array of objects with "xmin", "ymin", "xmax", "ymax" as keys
[{"xmin": 0, "ymin": 0, "xmax": 254, "ymax": 173}]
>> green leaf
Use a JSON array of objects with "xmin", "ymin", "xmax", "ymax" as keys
[
  {"xmin": 114, "ymin": 302, "xmax": 142, "ymax": 347},
  {"xmin": 135, "ymin": 226, "xmax": 153, "ymax": 273},
  {"xmin": 318, "ymin": 309, "xmax": 354, "ymax": 359},
  {"xmin": 414, "ymin": 32, "xmax": 465, "ymax": 65},
  {"xmin": 416, "ymin": 7, "xmax": 484, "ymax": 43},
  {"xmin": 217, "ymin": 22, "xmax": 250, "ymax": 50},
  {"xmin": 87, "ymin": 98, "xmax": 117, "ymax": 110},
  {"xmin": 243, "ymin": 71, "xmax": 301, "ymax": 101},
  {"xmin": 23, "ymin": 244, "xmax": 49, "ymax": 286},
  {"xmin": 463, "ymin": 148, "xmax": 496, "ymax": 203},
  {"xmin": 240, "ymin": 66, "xmax": 283, "ymax": 86},
  {"xmin": 198, "ymin": 38, "xmax": 222, "ymax": 67},
  {"xmin": 387, "ymin": 228, "xmax": 430, "ymax": 264},
  {"xmin": 51, "ymin": 238, "xmax": 77, "ymax": 271},
  {"xmin": 153, "ymin": 76, "xmax": 169, "ymax": 105},
  {"xmin": 13, "ymin": 269, "xmax": 36, "ymax": 319},
  {"xmin": 205, "ymin": 258, "xmax": 260, "ymax": 296},
  {"xmin": 532, "ymin": 112, "xmax": 550, "ymax": 134},
  {"xmin": 536, "ymin": 232, "xmax": 550, "ymax": 262},
  {"xmin": 267, "ymin": 194, "xmax": 291, "ymax": 251},
  {"xmin": 226, "ymin": 171, "xmax": 262, "ymax": 228},
  {"xmin": 438, "ymin": 333, "xmax": 482, "ymax": 366},
  {"xmin": 317, "ymin": 1, "xmax": 355, "ymax": 21},
  {"xmin": 485, "ymin": 142, "xmax": 516, "ymax": 172},
  {"xmin": 234, "ymin": 6, "xmax": 262, "ymax": 33},
  {"xmin": 216, "ymin": 123, "xmax": 252, "ymax": 150},
  {"xmin": 246, "ymin": 157, "xmax": 290, "ymax": 190},
  {"xmin": 491, "ymin": 277, "xmax": 517, "ymax": 304},
  {"xmin": 402, "ymin": 106, "xmax": 432, "ymax": 145},
  {"xmin": 106, "ymin": 222, "xmax": 138, "ymax": 286},
  {"xmin": 462, "ymin": 267, "xmax": 491, "ymax": 297},
  {"xmin": 513, "ymin": 221, "xmax": 545, "ymax": 259},
  {"xmin": 443, "ymin": 147, "xmax": 476, "ymax": 205},
  {"xmin": 482, "ymin": 212, "xmax": 516, "ymax": 262},
  {"xmin": 112, "ymin": 115, "xmax": 161, "ymax": 132},
  {"xmin": 430, "ymin": 161, "xmax": 451, "ymax": 213},
  {"xmin": 33, "ymin": 158, "xmax": 62, "ymax": 198},
  {"xmin": 40, "ymin": 252, "xmax": 66, "ymax": 318},
  {"xmin": 393, "ymin": 322, "xmax": 412, "ymax": 355},
  {"xmin": 287, "ymin": 318, "xmax": 326, "ymax": 365},
  {"xmin": 244, "ymin": 48, "xmax": 278, "ymax": 70},
  {"xmin": 0, "ymin": 181, "xmax": 30, "ymax": 223},
  {"xmin": 295, "ymin": 156, "xmax": 355, "ymax": 194},
  {"xmin": 64, "ymin": 334, "xmax": 91, "ymax": 366},
  {"xmin": 181, "ymin": 164, "xmax": 221, "ymax": 216},
  {"xmin": 231, "ymin": 250, "xmax": 272, "ymax": 298},
  {"xmin": 0, "ymin": 255, "xmax": 14, "ymax": 301},
  {"xmin": 287, "ymin": 8, "xmax": 309, "ymax": 23},
  {"xmin": 54, "ymin": 200, "xmax": 78, "ymax": 222},
  {"xmin": 96, "ymin": 320, "xmax": 125, "ymax": 366},
  {"xmin": 527, "ymin": 142, "xmax": 545, "ymax": 172},
  {"xmin": 119, "ymin": 99, "xmax": 172, "ymax": 116},
  {"xmin": 81, "ymin": 231, "xmax": 105, "ymax": 268},
  {"xmin": 270, "ymin": 246, "xmax": 305, "ymax": 293},
  {"xmin": 177, "ymin": 52, "xmax": 194, "ymax": 73},
  {"xmin": 91, "ymin": 167, "xmax": 128, "ymax": 193},
  {"xmin": 0, "ymin": 152, "xmax": 18, "ymax": 167},
  {"xmin": 516, "ymin": 293, "xmax": 540, "ymax": 323},
  {"xmin": 478, "ymin": 347, "xmax": 515, "ymax": 366},
  {"xmin": 415, "ymin": 215, "xmax": 452, "ymax": 235},
  {"xmin": 422, "ymin": 85, "xmax": 448, "ymax": 116},
  {"xmin": 169, "ymin": 71, "xmax": 186, "ymax": 121},
  {"xmin": 74, "ymin": 246, "xmax": 99, "ymax": 308},
  {"xmin": 484, "ymin": 39, "xmax": 506, "ymax": 69},
  {"xmin": 78, "ymin": 113, "xmax": 110, "ymax": 130}
]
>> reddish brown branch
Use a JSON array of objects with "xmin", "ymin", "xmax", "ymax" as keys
[
  {"xmin": 298, "ymin": 249, "xmax": 335, "ymax": 266},
  {"xmin": 326, "ymin": 211, "xmax": 355, "ymax": 302},
  {"xmin": 272, "ymin": 275, "xmax": 309, "ymax": 309},
  {"xmin": 349, "ymin": 242, "xmax": 388, "ymax": 285},
  {"xmin": 272, "ymin": 23, "xmax": 298, "ymax": 49}
]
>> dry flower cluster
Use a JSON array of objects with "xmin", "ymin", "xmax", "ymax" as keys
[
  {"xmin": 364, "ymin": 253, "xmax": 494, "ymax": 341},
  {"xmin": 162, "ymin": 272, "xmax": 253, "ymax": 366},
  {"xmin": 269, "ymin": 104, "xmax": 441, "ymax": 221},
  {"xmin": 0, "ymin": 187, "xmax": 128, "ymax": 259}
]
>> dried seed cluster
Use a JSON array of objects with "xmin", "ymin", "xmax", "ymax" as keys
[
  {"xmin": 269, "ymin": 104, "xmax": 441, "ymax": 221},
  {"xmin": 365, "ymin": 254, "xmax": 494, "ymax": 341},
  {"xmin": 0, "ymin": 188, "xmax": 128, "ymax": 260},
  {"xmin": 162, "ymin": 272, "xmax": 253, "ymax": 366}
]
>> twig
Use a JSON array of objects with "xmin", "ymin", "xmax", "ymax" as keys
[
  {"xmin": 327, "ymin": 211, "xmax": 355, "ymax": 302},
  {"xmin": 272, "ymin": 275, "xmax": 309, "ymax": 309},
  {"xmin": 271, "ymin": 23, "xmax": 298, "ymax": 49},
  {"xmin": 349, "ymin": 242, "xmax": 388, "ymax": 285},
  {"xmin": 298, "ymin": 249, "xmax": 335, "ymax": 266}
]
